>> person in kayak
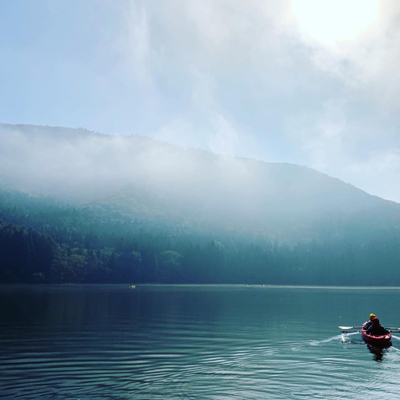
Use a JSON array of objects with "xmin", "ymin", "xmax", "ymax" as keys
[
  {"xmin": 366, "ymin": 317, "xmax": 389, "ymax": 336},
  {"xmin": 363, "ymin": 313, "xmax": 376, "ymax": 330}
]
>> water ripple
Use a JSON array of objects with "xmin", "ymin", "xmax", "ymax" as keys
[{"xmin": 2, "ymin": 285, "xmax": 400, "ymax": 399}]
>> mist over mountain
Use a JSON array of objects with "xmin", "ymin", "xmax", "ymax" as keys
[
  {"xmin": 1, "ymin": 123, "xmax": 400, "ymax": 285},
  {"xmin": 1, "ymin": 123, "xmax": 398, "ymax": 243}
]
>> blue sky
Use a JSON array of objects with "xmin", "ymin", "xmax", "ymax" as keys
[{"xmin": 1, "ymin": 0, "xmax": 400, "ymax": 201}]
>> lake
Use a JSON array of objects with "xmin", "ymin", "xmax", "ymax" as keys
[{"xmin": 1, "ymin": 285, "xmax": 400, "ymax": 399}]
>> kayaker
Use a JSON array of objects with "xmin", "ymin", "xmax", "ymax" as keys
[
  {"xmin": 363, "ymin": 313, "xmax": 376, "ymax": 330},
  {"xmin": 366, "ymin": 317, "xmax": 389, "ymax": 336}
]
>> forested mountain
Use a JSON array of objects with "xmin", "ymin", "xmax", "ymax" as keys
[{"xmin": 1, "ymin": 123, "xmax": 400, "ymax": 285}]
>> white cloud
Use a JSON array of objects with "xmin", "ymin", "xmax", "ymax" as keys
[
  {"xmin": 285, "ymin": 99, "xmax": 346, "ymax": 169},
  {"xmin": 291, "ymin": 0, "xmax": 400, "ymax": 110},
  {"xmin": 111, "ymin": 1, "xmax": 400, "ymax": 201},
  {"xmin": 207, "ymin": 114, "xmax": 240, "ymax": 156},
  {"xmin": 118, "ymin": 2, "xmax": 152, "ymax": 86},
  {"xmin": 153, "ymin": 118, "xmax": 196, "ymax": 148}
]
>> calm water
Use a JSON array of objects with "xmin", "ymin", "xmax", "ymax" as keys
[{"xmin": 1, "ymin": 285, "xmax": 400, "ymax": 399}]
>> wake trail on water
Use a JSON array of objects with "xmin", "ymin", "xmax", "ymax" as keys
[{"xmin": 309, "ymin": 334, "xmax": 351, "ymax": 346}]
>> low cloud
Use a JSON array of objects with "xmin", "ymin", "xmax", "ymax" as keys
[{"xmin": 0, "ymin": 125, "xmax": 257, "ymax": 205}]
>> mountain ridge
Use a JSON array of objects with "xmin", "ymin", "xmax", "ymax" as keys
[
  {"xmin": 0, "ymin": 122, "xmax": 399, "ymax": 243},
  {"xmin": 1, "ymin": 123, "xmax": 400, "ymax": 285},
  {"xmin": 0, "ymin": 122, "xmax": 393, "ymax": 200}
]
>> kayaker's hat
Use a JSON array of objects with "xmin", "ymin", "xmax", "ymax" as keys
[
  {"xmin": 372, "ymin": 317, "xmax": 380, "ymax": 325},
  {"xmin": 369, "ymin": 313, "xmax": 376, "ymax": 320}
]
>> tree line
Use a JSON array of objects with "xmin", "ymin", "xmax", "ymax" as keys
[{"xmin": 1, "ymin": 190, "xmax": 400, "ymax": 285}]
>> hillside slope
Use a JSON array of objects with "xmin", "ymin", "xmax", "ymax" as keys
[
  {"xmin": 1, "ymin": 123, "xmax": 400, "ymax": 285},
  {"xmin": 1, "ymin": 123, "xmax": 399, "ymax": 243}
]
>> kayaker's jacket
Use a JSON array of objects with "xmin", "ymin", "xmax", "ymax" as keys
[{"xmin": 366, "ymin": 324, "xmax": 389, "ymax": 336}]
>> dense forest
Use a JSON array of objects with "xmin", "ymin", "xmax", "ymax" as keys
[{"xmin": 1, "ymin": 189, "xmax": 400, "ymax": 286}]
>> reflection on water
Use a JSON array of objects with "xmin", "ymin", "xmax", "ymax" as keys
[
  {"xmin": 365, "ymin": 343, "xmax": 391, "ymax": 362},
  {"xmin": 1, "ymin": 285, "xmax": 400, "ymax": 399}
]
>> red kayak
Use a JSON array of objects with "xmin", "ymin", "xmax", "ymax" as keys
[{"xmin": 361, "ymin": 322, "xmax": 392, "ymax": 346}]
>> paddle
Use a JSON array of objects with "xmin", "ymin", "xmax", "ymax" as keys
[
  {"xmin": 339, "ymin": 325, "xmax": 400, "ymax": 332},
  {"xmin": 339, "ymin": 326, "xmax": 362, "ymax": 330}
]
